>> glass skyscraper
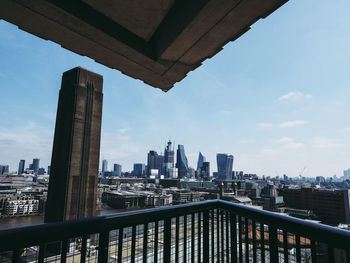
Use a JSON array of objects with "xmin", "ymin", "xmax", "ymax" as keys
[
  {"xmin": 102, "ymin": 159, "xmax": 108, "ymax": 175},
  {"xmin": 32, "ymin": 158, "xmax": 40, "ymax": 174},
  {"xmin": 216, "ymin": 153, "xmax": 234, "ymax": 180},
  {"xmin": 18, "ymin": 160, "xmax": 25, "ymax": 175},
  {"xmin": 113, "ymin": 163, "xmax": 122, "ymax": 177},
  {"xmin": 176, "ymin": 144, "xmax": 188, "ymax": 178},
  {"xmin": 197, "ymin": 152, "xmax": 206, "ymax": 171},
  {"xmin": 133, "ymin": 163, "xmax": 146, "ymax": 177}
]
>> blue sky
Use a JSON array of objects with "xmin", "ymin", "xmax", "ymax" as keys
[{"xmin": 0, "ymin": 0, "xmax": 350, "ymax": 178}]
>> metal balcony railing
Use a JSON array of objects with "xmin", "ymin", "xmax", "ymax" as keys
[{"xmin": 1, "ymin": 200, "xmax": 350, "ymax": 262}]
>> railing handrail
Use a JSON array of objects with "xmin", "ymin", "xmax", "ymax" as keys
[{"xmin": 1, "ymin": 199, "xmax": 350, "ymax": 252}]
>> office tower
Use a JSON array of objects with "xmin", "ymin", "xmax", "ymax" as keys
[
  {"xmin": 201, "ymin": 162, "xmax": 210, "ymax": 180},
  {"xmin": 38, "ymin": 168, "xmax": 46, "ymax": 175},
  {"xmin": 147, "ymin": 151, "xmax": 158, "ymax": 176},
  {"xmin": 133, "ymin": 163, "xmax": 146, "ymax": 177},
  {"xmin": 45, "ymin": 67, "xmax": 103, "ymax": 223},
  {"xmin": 197, "ymin": 152, "xmax": 206, "ymax": 171},
  {"xmin": 344, "ymin": 169, "xmax": 350, "ymax": 180},
  {"xmin": 216, "ymin": 153, "xmax": 234, "ymax": 181},
  {"xmin": 113, "ymin": 164, "xmax": 122, "ymax": 177},
  {"xmin": 157, "ymin": 154, "xmax": 164, "ymax": 176},
  {"xmin": 0, "ymin": 165, "xmax": 9, "ymax": 175},
  {"xmin": 176, "ymin": 144, "xmax": 188, "ymax": 178},
  {"xmin": 102, "ymin": 159, "xmax": 108, "ymax": 175},
  {"xmin": 18, "ymin": 160, "xmax": 25, "ymax": 175},
  {"xmin": 164, "ymin": 140, "xmax": 175, "ymax": 177},
  {"xmin": 32, "ymin": 158, "xmax": 40, "ymax": 174}
]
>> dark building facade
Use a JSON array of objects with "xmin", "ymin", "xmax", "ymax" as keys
[
  {"xmin": 176, "ymin": 144, "xmax": 188, "ymax": 178},
  {"xmin": 197, "ymin": 152, "xmax": 206, "ymax": 171},
  {"xmin": 216, "ymin": 153, "xmax": 233, "ymax": 180},
  {"xmin": 18, "ymin": 160, "xmax": 25, "ymax": 175},
  {"xmin": 45, "ymin": 67, "xmax": 103, "ymax": 222},
  {"xmin": 133, "ymin": 163, "xmax": 146, "ymax": 177},
  {"xmin": 280, "ymin": 188, "xmax": 350, "ymax": 224},
  {"xmin": 32, "ymin": 158, "xmax": 40, "ymax": 174}
]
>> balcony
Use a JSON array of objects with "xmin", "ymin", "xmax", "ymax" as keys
[{"xmin": 1, "ymin": 200, "xmax": 350, "ymax": 263}]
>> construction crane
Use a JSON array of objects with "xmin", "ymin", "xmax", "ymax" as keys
[{"xmin": 299, "ymin": 166, "xmax": 307, "ymax": 179}]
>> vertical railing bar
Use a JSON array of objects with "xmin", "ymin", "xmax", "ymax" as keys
[
  {"xmin": 261, "ymin": 223, "xmax": 265, "ymax": 263},
  {"xmin": 12, "ymin": 249, "xmax": 20, "ymax": 263},
  {"xmin": 184, "ymin": 215, "xmax": 187, "ymax": 263},
  {"xmin": 175, "ymin": 217, "xmax": 179, "ymax": 263},
  {"xmin": 131, "ymin": 225, "xmax": 136, "ymax": 263},
  {"xmin": 117, "ymin": 228, "xmax": 123, "ymax": 263},
  {"xmin": 296, "ymin": 235, "xmax": 301, "ymax": 263},
  {"xmin": 226, "ymin": 210, "xmax": 230, "ymax": 263},
  {"xmin": 80, "ymin": 235, "xmax": 87, "ymax": 263},
  {"xmin": 211, "ymin": 210, "xmax": 215, "ymax": 263},
  {"xmin": 238, "ymin": 216, "xmax": 243, "ymax": 263},
  {"xmin": 283, "ymin": 231, "xmax": 289, "ymax": 263},
  {"xmin": 230, "ymin": 212, "xmax": 237, "ymax": 263},
  {"xmin": 245, "ymin": 217, "xmax": 249, "ymax": 262},
  {"xmin": 164, "ymin": 218, "xmax": 171, "ymax": 263},
  {"xmin": 252, "ymin": 220, "xmax": 257, "ymax": 263},
  {"xmin": 98, "ymin": 231, "xmax": 109, "ymax": 263},
  {"xmin": 154, "ymin": 221, "xmax": 159, "ymax": 263},
  {"xmin": 61, "ymin": 239, "xmax": 68, "ymax": 263},
  {"xmin": 328, "ymin": 245, "xmax": 335, "ymax": 263},
  {"xmin": 198, "ymin": 212, "xmax": 202, "ymax": 263},
  {"xmin": 217, "ymin": 209, "xmax": 220, "ymax": 262},
  {"xmin": 221, "ymin": 209, "xmax": 224, "ymax": 261},
  {"xmin": 143, "ymin": 223, "xmax": 148, "ymax": 263},
  {"xmin": 38, "ymin": 243, "xmax": 45, "ymax": 263},
  {"xmin": 203, "ymin": 210, "xmax": 210, "ymax": 262},
  {"xmin": 311, "ymin": 240, "xmax": 317, "ymax": 263},
  {"xmin": 191, "ymin": 213, "xmax": 195, "ymax": 263},
  {"xmin": 269, "ymin": 226, "xmax": 279, "ymax": 263}
]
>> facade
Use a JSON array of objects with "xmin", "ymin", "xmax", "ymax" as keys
[
  {"xmin": 18, "ymin": 160, "xmax": 25, "ymax": 175},
  {"xmin": 176, "ymin": 145, "xmax": 188, "ymax": 178},
  {"xmin": 0, "ymin": 165, "xmax": 9, "ymax": 175},
  {"xmin": 164, "ymin": 140, "xmax": 175, "ymax": 177},
  {"xmin": 216, "ymin": 153, "xmax": 234, "ymax": 180},
  {"xmin": 45, "ymin": 67, "xmax": 103, "ymax": 222},
  {"xmin": 113, "ymin": 164, "xmax": 122, "ymax": 177},
  {"xmin": 147, "ymin": 151, "xmax": 164, "ymax": 177},
  {"xmin": 133, "ymin": 163, "xmax": 146, "ymax": 177},
  {"xmin": 197, "ymin": 152, "xmax": 206, "ymax": 171},
  {"xmin": 102, "ymin": 159, "xmax": 108, "ymax": 175},
  {"xmin": 344, "ymin": 169, "xmax": 350, "ymax": 180},
  {"xmin": 3, "ymin": 198, "xmax": 40, "ymax": 216},
  {"xmin": 32, "ymin": 158, "xmax": 40, "ymax": 174},
  {"xmin": 200, "ymin": 162, "xmax": 210, "ymax": 180},
  {"xmin": 280, "ymin": 188, "xmax": 350, "ymax": 224}
]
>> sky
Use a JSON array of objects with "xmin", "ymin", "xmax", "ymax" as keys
[{"xmin": 0, "ymin": 0, "xmax": 350, "ymax": 178}]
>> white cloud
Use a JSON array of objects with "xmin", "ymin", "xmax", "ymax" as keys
[
  {"xmin": 278, "ymin": 120, "xmax": 308, "ymax": 128},
  {"xmin": 278, "ymin": 91, "xmax": 312, "ymax": 101},
  {"xmin": 344, "ymin": 127, "xmax": 350, "ymax": 131},
  {"xmin": 277, "ymin": 137, "xmax": 294, "ymax": 143},
  {"xmin": 284, "ymin": 142, "xmax": 304, "ymax": 149},
  {"xmin": 258, "ymin": 122, "xmax": 273, "ymax": 128},
  {"xmin": 118, "ymin": 128, "xmax": 130, "ymax": 134},
  {"xmin": 312, "ymin": 137, "xmax": 344, "ymax": 149}
]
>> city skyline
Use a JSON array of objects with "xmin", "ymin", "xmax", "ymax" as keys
[{"xmin": 1, "ymin": 0, "xmax": 350, "ymax": 178}]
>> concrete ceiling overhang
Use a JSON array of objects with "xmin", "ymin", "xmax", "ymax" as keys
[{"xmin": 0, "ymin": 0, "xmax": 288, "ymax": 91}]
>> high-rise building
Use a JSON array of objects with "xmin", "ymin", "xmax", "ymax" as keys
[
  {"xmin": 133, "ymin": 163, "xmax": 146, "ymax": 177},
  {"xmin": 147, "ymin": 151, "xmax": 159, "ymax": 176},
  {"xmin": 344, "ymin": 169, "xmax": 350, "ymax": 180},
  {"xmin": 32, "ymin": 158, "xmax": 40, "ymax": 174},
  {"xmin": 216, "ymin": 153, "xmax": 234, "ymax": 181},
  {"xmin": 147, "ymin": 151, "xmax": 164, "ymax": 177},
  {"xmin": 0, "ymin": 165, "xmax": 9, "ymax": 175},
  {"xmin": 45, "ymin": 67, "xmax": 103, "ymax": 223},
  {"xmin": 176, "ymin": 144, "xmax": 188, "ymax": 178},
  {"xmin": 113, "ymin": 164, "xmax": 122, "ymax": 177},
  {"xmin": 197, "ymin": 152, "xmax": 206, "ymax": 171},
  {"xmin": 164, "ymin": 140, "xmax": 175, "ymax": 177},
  {"xmin": 102, "ymin": 159, "xmax": 108, "ymax": 175},
  {"xmin": 18, "ymin": 160, "xmax": 25, "ymax": 175},
  {"xmin": 200, "ymin": 162, "xmax": 210, "ymax": 180}
]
